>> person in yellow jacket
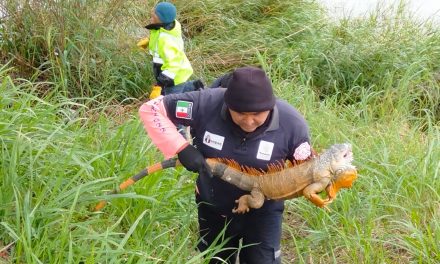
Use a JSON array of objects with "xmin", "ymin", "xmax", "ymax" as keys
[{"xmin": 137, "ymin": 2, "xmax": 197, "ymax": 100}]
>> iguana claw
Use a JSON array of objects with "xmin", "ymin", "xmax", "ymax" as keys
[
  {"xmin": 323, "ymin": 198, "xmax": 334, "ymax": 205},
  {"xmin": 232, "ymin": 200, "xmax": 250, "ymax": 214}
]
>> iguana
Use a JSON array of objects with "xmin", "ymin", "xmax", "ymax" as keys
[
  {"xmin": 93, "ymin": 143, "xmax": 357, "ymax": 213},
  {"xmin": 206, "ymin": 143, "xmax": 358, "ymax": 214}
]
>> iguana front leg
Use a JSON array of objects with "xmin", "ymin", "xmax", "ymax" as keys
[
  {"xmin": 232, "ymin": 187, "xmax": 265, "ymax": 214},
  {"xmin": 323, "ymin": 184, "xmax": 336, "ymax": 205},
  {"xmin": 303, "ymin": 181, "xmax": 330, "ymax": 208},
  {"xmin": 324, "ymin": 169, "xmax": 358, "ymax": 205}
]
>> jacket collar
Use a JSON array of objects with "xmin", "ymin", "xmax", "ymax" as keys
[{"xmin": 145, "ymin": 21, "xmax": 175, "ymax": 31}]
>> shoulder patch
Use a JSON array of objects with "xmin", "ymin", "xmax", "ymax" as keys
[
  {"xmin": 175, "ymin": 100, "xmax": 193, "ymax": 119},
  {"xmin": 293, "ymin": 142, "xmax": 311, "ymax": 160}
]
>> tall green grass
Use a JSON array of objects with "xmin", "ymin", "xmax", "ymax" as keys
[
  {"xmin": 1, "ymin": 0, "xmax": 439, "ymax": 263},
  {"xmin": 0, "ymin": 0, "xmax": 153, "ymax": 100},
  {"xmin": 0, "ymin": 66, "xmax": 220, "ymax": 263}
]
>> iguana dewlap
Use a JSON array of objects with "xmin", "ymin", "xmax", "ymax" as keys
[{"xmin": 206, "ymin": 143, "xmax": 358, "ymax": 214}]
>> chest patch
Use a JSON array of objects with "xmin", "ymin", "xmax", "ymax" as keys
[
  {"xmin": 203, "ymin": 131, "xmax": 224, "ymax": 150},
  {"xmin": 175, "ymin": 100, "xmax": 193, "ymax": 119},
  {"xmin": 256, "ymin": 140, "xmax": 274, "ymax": 161}
]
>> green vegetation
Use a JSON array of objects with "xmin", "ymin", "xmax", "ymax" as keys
[{"xmin": 1, "ymin": 0, "xmax": 439, "ymax": 263}]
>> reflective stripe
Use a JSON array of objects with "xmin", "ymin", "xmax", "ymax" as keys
[
  {"xmin": 200, "ymin": 238, "xmax": 208, "ymax": 246},
  {"xmin": 153, "ymin": 56, "xmax": 164, "ymax": 64},
  {"xmin": 159, "ymin": 32, "xmax": 182, "ymax": 48},
  {"xmin": 161, "ymin": 70, "xmax": 176, "ymax": 79}
]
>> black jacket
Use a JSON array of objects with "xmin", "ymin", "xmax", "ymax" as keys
[{"xmin": 163, "ymin": 88, "xmax": 311, "ymax": 214}]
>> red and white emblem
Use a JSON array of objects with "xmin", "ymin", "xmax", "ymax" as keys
[{"xmin": 293, "ymin": 142, "xmax": 311, "ymax": 160}]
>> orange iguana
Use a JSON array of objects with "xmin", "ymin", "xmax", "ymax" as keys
[
  {"xmin": 206, "ymin": 143, "xmax": 358, "ymax": 213},
  {"xmin": 93, "ymin": 143, "xmax": 357, "ymax": 213}
]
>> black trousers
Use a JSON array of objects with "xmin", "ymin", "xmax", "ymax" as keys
[{"xmin": 196, "ymin": 193, "xmax": 283, "ymax": 264}]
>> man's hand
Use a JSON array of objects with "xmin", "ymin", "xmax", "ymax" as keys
[
  {"xmin": 178, "ymin": 144, "xmax": 213, "ymax": 178},
  {"xmin": 157, "ymin": 73, "xmax": 175, "ymax": 88}
]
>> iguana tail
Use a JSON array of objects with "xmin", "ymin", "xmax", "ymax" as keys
[
  {"xmin": 93, "ymin": 158, "xmax": 180, "ymax": 211},
  {"xmin": 206, "ymin": 159, "xmax": 257, "ymax": 191}
]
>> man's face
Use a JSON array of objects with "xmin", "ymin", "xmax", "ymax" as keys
[
  {"xmin": 150, "ymin": 9, "xmax": 161, "ymax": 24},
  {"xmin": 229, "ymin": 109, "xmax": 270, "ymax": 133}
]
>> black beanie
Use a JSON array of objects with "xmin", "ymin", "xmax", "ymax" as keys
[{"xmin": 224, "ymin": 67, "xmax": 276, "ymax": 112}]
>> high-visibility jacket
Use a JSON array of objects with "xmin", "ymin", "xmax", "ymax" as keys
[{"xmin": 148, "ymin": 20, "xmax": 193, "ymax": 85}]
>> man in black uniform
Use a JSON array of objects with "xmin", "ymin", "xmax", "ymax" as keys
[{"xmin": 139, "ymin": 66, "xmax": 313, "ymax": 263}]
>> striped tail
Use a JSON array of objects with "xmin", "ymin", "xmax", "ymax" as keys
[{"xmin": 93, "ymin": 158, "xmax": 180, "ymax": 211}]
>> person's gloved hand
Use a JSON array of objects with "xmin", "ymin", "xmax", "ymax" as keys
[
  {"xmin": 178, "ymin": 144, "xmax": 213, "ymax": 178},
  {"xmin": 137, "ymin": 37, "xmax": 149, "ymax": 49},
  {"xmin": 156, "ymin": 73, "xmax": 175, "ymax": 88},
  {"xmin": 149, "ymin": 85, "xmax": 162, "ymax": 100}
]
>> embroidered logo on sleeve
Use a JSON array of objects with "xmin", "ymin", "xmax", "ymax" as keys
[
  {"xmin": 293, "ymin": 142, "xmax": 311, "ymax": 160},
  {"xmin": 175, "ymin": 100, "xmax": 193, "ymax": 119}
]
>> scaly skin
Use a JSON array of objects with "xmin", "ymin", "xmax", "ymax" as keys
[{"xmin": 206, "ymin": 143, "xmax": 358, "ymax": 214}]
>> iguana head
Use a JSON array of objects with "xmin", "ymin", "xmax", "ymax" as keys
[{"xmin": 319, "ymin": 143, "xmax": 358, "ymax": 189}]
